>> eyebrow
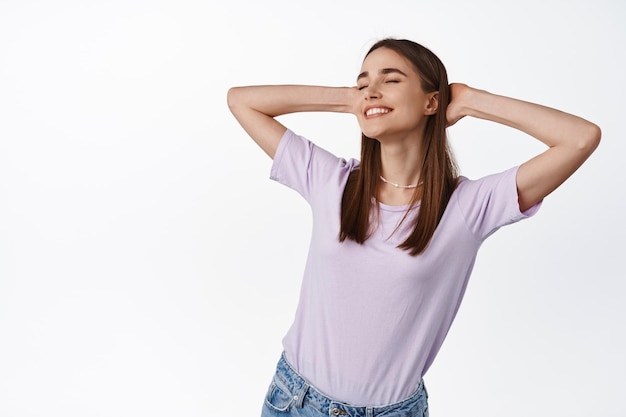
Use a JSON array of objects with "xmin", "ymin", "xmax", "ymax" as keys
[{"xmin": 357, "ymin": 68, "xmax": 408, "ymax": 81}]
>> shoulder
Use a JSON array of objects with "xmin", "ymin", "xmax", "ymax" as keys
[
  {"xmin": 452, "ymin": 167, "xmax": 519, "ymax": 202},
  {"xmin": 449, "ymin": 166, "xmax": 540, "ymax": 240},
  {"xmin": 273, "ymin": 129, "xmax": 360, "ymax": 173},
  {"xmin": 270, "ymin": 129, "xmax": 360, "ymax": 200}
]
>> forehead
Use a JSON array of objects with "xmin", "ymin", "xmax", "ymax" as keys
[{"xmin": 360, "ymin": 47, "xmax": 416, "ymax": 74}]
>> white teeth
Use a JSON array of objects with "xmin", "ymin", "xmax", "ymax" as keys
[{"xmin": 366, "ymin": 107, "xmax": 390, "ymax": 116}]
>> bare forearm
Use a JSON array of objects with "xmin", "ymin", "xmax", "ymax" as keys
[
  {"xmin": 227, "ymin": 85, "xmax": 356, "ymax": 116},
  {"xmin": 227, "ymin": 85, "xmax": 357, "ymax": 159},
  {"xmin": 452, "ymin": 86, "xmax": 601, "ymax": 151}
]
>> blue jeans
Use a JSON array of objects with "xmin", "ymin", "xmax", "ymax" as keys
[{"xmin": 261, "ymin": 353, "xmax": 429, "ymax": 417}]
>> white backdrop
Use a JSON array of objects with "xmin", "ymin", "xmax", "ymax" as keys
[{"xmin": 1, "ymin": 0, "xmax": 624, "ymax": 416}]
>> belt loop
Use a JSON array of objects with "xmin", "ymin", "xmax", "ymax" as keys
[
  {"xmin": 294, "ymin": 382, "xmax": 309, "ymax": 408},
  {"xmin": 366, "ymin": 407, "xmax": 373, "ymax": 417}
]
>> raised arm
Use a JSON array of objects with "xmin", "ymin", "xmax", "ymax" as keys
[
  {"xmin": 227, "ymin": 85, "xmax": 357, "ymax": 158},
  {"xmin": 447, "ymin": 84, "xmax": 601, "ymax": 212}
]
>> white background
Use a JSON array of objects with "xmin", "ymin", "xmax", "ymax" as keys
[{"xmin": 0, "ymin": 0, "xmax": 624, "ymax": 416}]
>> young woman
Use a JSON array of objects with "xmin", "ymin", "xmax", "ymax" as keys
[{"xmin": 227, "ymin": 39, "xmax": 600, "ymax": 417}]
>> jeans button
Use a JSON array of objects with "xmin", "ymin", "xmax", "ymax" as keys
[{"xmin": 331, "ymin": 408, "xmax": 341, "ymax": 416}]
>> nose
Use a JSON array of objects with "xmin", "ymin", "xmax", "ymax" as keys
[{"xmin": 364, "ymin": 82, "xmax": 381, "ymax": 100}]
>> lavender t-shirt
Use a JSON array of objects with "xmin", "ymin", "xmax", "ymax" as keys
[{"xmin": 270, "ymin": 129, "xmax": 540, "ymax": 406}]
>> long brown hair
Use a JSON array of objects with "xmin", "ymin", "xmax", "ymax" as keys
[{"xmin": 339, "ymin": 39, "xmax": 458, "ymax": 256}]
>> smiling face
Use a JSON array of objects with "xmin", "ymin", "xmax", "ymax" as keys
[{"xmin": 356, "ymin": 47, "xmax": 438, "ymax": 143}]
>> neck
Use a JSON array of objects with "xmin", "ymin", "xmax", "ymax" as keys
[
  {"xmin": 375, "ymin": 138, "xmax": 424, "ymax": 206},
  {"xmin": 379, "ymin": 139, "xmax": 424, "ymax": 187}
]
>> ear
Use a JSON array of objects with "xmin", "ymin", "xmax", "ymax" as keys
[{"xmin": 424, "ymin": 92, "xmax": 438, "ymax": 115}]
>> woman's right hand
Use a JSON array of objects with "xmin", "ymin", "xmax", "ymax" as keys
[{"xmin": 347, "ymin": 85, "xmax": 363, "ymax": 118}]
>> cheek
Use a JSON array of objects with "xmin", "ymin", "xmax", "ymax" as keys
[{"xmin": 401, "ymin": 101, "xmax": 424, "ymax": 119}]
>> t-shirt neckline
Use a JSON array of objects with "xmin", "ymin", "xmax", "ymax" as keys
[{"xmin": 377, "ymin": 200, "xmax": 421, "ymax": 212}]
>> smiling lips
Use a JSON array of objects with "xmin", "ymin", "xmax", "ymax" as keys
[{"xmin": 365, "ymin": 107, "xmax": 392, "ymax": 118}]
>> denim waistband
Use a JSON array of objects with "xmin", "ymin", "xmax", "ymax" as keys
[{"xmin": 270, "ymin": 352, "xmax": 428, "ymax": 417}]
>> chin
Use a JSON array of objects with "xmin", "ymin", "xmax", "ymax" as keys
[
  {"xmin": 358, "ymin": 120, "xmax": 383, "ymax": 139},
  {"xmin": 360, "ymin": 127, "xmax": 386, "ymax": 140}
]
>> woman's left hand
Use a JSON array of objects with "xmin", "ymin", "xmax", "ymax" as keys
[{"xmin": 446, "ymin": 83, "xmax": 471, "ymax": 127}]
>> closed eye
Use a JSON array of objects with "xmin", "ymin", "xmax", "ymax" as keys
[
  {"xmin": 358, "ymin": 85, "xmax": 368, "ymax": 90},
  {"xmin": 385, "ymin": 79, "xmax": 400, "ymax": 84}
]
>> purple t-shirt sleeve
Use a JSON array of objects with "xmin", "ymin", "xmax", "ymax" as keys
[
  {"xmin": 455, "ymin": 166, "xmax": 541, "ymax": 241},
  {"xmin": 270, "ymin": 129, "xmax": 357, "ymax": 203}
]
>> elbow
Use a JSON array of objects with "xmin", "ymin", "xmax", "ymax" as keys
[
  {"xmin": 227, "ymin": 86, "xmax": 252, "ymax": 114},
  {"xmin": 567, "ymin": 121, "xmax": 601, "ymax": 156},
  {"xmin": 580, "ymin": 122, "xmax": 601, "ymax": 155},
  {"xmin": 227, "ymin": 87, "xmax": 241, "ymax": 111}
]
